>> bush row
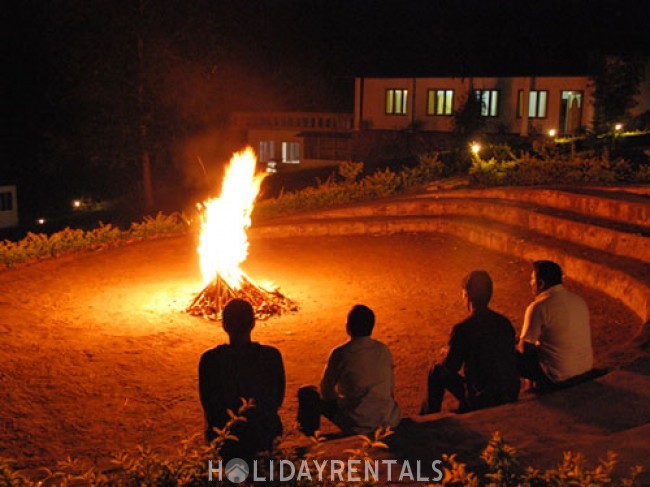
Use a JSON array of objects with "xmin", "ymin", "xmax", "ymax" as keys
[
  {"xmin": 0, "ymin": 156, "xmax": 452, "ymax": 268},
  {"xmin": 468, "ymin": 144, "xmax": 650, "ymax": 186},
  {"xmin": 3, "ymin": 147, "xmax": 645, "ymax": 267},
  {"xmin": 0, "ymin": 212, "xmax": 188, "ymax": 268},
  {"xmin": 254, "ymin": 153, "xmax": 454, "ymax": 217},
  {"xmin": 0, "ymin": 422, "xmax": 643, "ymax": 487}
]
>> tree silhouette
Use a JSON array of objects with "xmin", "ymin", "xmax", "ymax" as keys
[{"xmin": 590, "ymin": 56, "xmax": 645, "ymax": 134}]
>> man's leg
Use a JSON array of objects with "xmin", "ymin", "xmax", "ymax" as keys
[
  {"xmin": 298, "ymin": 386, "xmax": 350, "ymax": 435},
  {"xmin": 517, "ymin": 345, "xmax": 554, "ymax": 391},
  {"xmin": 421, "ymin": 364, "xmax": 467, "ymax": 414},
  {"xmin": 297, "ymin": 385, "xmax": 322, "ymax": 436}
]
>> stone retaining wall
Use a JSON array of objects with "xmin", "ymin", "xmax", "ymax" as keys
[
  {"xmin": 419, "ymin": 188, "xmax": 649, "ymax": 228},
  {"xmin": 277, "ymin": 198, "xmax": 649, "ymax": 262}
]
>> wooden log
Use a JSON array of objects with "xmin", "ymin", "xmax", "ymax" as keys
[{"xmin": 186, "ymin": 273, "xmax": 297, "ymax": 321}]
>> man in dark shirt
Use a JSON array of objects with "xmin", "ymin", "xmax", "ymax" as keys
[
  {"xmin": 199, "ymin": 299, "xmax": 285, "ymax": 459},
  {"xmin": 421, "ymin": 271, "xmax": 519, "ymax": 414}
]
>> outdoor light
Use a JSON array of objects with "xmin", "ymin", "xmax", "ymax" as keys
[
  {"xmin": 548, "ymin": 129, "xmax": 557, "ymax": 137},
  {"xmin": 72, "ymin": 199, "xmax": 81, "ymax": 208},
  {"xmin": 614, "ymin": 123, "xmax": 623, "ymax": 132},
  {"xmin": 37, "ymin": 218, "xmax": 46, "ymax": 225},
  {"xmin": 470, "ymin": 143, "xmax": 481, "ymax": 155}
]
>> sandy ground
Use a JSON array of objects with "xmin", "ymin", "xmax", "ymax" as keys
[{"xmin": 0, "ymin": 232, "xmax": 642, "ymax": 469}]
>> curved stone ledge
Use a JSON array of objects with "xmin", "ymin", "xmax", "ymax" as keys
[
  {"xmin": 278, "ymin": 197, "xmax": 649, "ymax": 262},
  {"xmin": 418, "ymin": 187, "xmax": 650, "ymax": 228},
  {"xmin": 252, "ymin": 216, "xmax": 650, "ymax": 326}
]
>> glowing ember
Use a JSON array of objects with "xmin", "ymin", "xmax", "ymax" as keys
[{"xmin": 187, "ymin": 147, "xmax": 297, "ymax": 320}]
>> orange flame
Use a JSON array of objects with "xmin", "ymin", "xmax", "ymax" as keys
[{"xmin": 197, "ymin": 147, "xmax": 265, "ymax": 287}]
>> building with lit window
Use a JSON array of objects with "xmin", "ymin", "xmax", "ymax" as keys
[
  {"xmin": 354, "ymin": 76, "xmax": 597, "ymax": 137},
  {"xmin": 230, "ymin": 112, "xmax": 354, "ymax": 173},
  {"xmin": 230, "ymin": 67, "xmax": 650, "ymax": 169}
]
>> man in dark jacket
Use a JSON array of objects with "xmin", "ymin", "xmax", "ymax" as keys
[
  {"xmin": 199, "ymin": 299, "xmax": 285, "ymax": 459},
  {"xmin": 421, "ymin": 271, "xmax": 519, "ymax": 414}
]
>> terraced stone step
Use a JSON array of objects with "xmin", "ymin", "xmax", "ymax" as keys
[
  {"xmin": 252, "ymin": 214, "xmax": 650, "ymax": 324},
  {"xmin": 309, "ymin": 355, "xmax": 650, "ymax": 482},
  {"xmin": 420, "ymin": 187, "xmax": 650, "ymax": 228},
  {"xmin": 266, "ymin": 195, "xmax": 649, "ymax": 263}
]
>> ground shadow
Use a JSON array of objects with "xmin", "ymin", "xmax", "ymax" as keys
[
  {"xmin": 534, "ymin": 373, "xmax": 650, "ymax": 433},
  {"xmin": 387, "ymin": 416, "xmax": 491, "ymax": 477}
]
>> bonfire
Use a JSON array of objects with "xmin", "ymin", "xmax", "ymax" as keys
[{"xmin": 186, "ymin": 147, "xmax": 297, "ymax": 320}]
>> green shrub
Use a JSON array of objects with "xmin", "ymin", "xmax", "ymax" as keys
[
  {"xmin": 255, "ymin": 155, "xmax": 454, "ymax": 217},
  {"xmin": 468, "ymin": 144, "xmax": 649, "ymax": 186},
  {"xmin": 1, "ymin": 429, "xmax": 643, "ymax": 486},
  {"xmin": 0, "ymin": 212, "xmax": 189, "ymax": 269}
]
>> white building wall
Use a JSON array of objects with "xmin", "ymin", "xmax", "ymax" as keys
[
  {"xmin": 356, "ymin": 75, "xmax": 594, "ymax": 136},
  {"xmin": 0, "ymin": 185, "xmax": 18, "ymax": 229}
]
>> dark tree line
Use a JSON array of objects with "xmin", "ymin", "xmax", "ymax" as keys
[
  {"xmin": 3, "ymin": 0, "xmax": 353, "ymax": 212},
  {"xmin": 4, "ymin": 1, "xmax": 226, "ymax": 208},
  {"xmin": 590, "ymin": 56, "xmax": 647, "ymax": 134},
  {"xmin": 4, "ymin": 1, "xmax": 264, "ymax": 211}
]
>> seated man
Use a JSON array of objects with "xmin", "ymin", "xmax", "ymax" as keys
[
  {"xmin": 297, "ymin": 304, "xmax": 401, "ymax": 436},
  {"xmin": 421, "ymin": 271, "xmax": 519, "ymax": 414},
  {"xmin": 198, "ymin": 299, "xmax": 285, "ymax": 459},
  {"xmin": 518, "ymin": 260, "xmax": 593, "ymax": 390}
]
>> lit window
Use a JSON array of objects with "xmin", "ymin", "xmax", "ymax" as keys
[
  {"xmin": 282, "ymin": 142, "xmax": 300, "ymax": 164},
  {"xmin": 518, "ymin": 90, "xmax": 548, "ymax": 118},
  {"xmin": 386, "ymin": 89, "xmax": 408, "ymax": 115},
  {"xmin": 474, "ymin": 90, "xmax": 499, "ymax": 117},
  {"xmin": 562, "ymin": 90, "xmax": 582, "ymax": 107},
  {"xmin": 259, "ymin": 141, "xmax": 275, "ymax": 163},
  {"xmin": 427, "ymin": 89, "xmax": 454, "ymax": 115}
]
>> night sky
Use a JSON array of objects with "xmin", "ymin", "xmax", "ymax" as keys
[{"xmin": 2, "ymin": 0, "xmax": 649, "ymax": 211}]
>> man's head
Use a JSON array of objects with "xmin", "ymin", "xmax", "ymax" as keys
[
  {"xmin": 462, "ymin": 270, "xmax": 493, "ymax": 310},
  {"xmin": 222, "ymin": 299, "xmax": 255, "ymax": 340},
  {"xmin": 346, "ymin": 304, "xmax": 375, "ymax": 337},
  {"xmin": 531, "ymin": 260, "xmax": 563, "ymax": 295}
]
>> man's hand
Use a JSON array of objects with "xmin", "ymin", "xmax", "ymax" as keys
[{"xmin": 516, "ymin": 338, "xmax": 526, "ymax": 353}]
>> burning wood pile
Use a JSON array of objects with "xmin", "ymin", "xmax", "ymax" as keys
[
  {"xmin": 187, "ymin": 274, "xmax": 297, "ymax": 320},
  {"xmin": 186, "ymin": 147, "xmax": 297, "ymax": 321}
]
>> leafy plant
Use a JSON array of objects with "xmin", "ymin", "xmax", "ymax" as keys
[
  {"xmin": 431, "ymin": 432, "xmax": 643, "ymax": 487},
  {"xmin": 468, "ymin": 144, "xmax": 649, "ymax": 186},
  {"xmin": 255, "ymin": 155, "xmax": 455, "ymax": 217},
  {"xmin": 0, "ymin": 430, "xmax": 644, "ymax": 486},
  {"xmin": 0, "ymin": 212, "xmax": 189, "ymax": 269}
]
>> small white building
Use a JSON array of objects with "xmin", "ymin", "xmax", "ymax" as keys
[
  {"xmin": 230, "ymin": 112, "xmax": 354, "ymax": 172},
  {"xmin": 0, "ymin": 185, "xmax": 18, "ymax": 229}
]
